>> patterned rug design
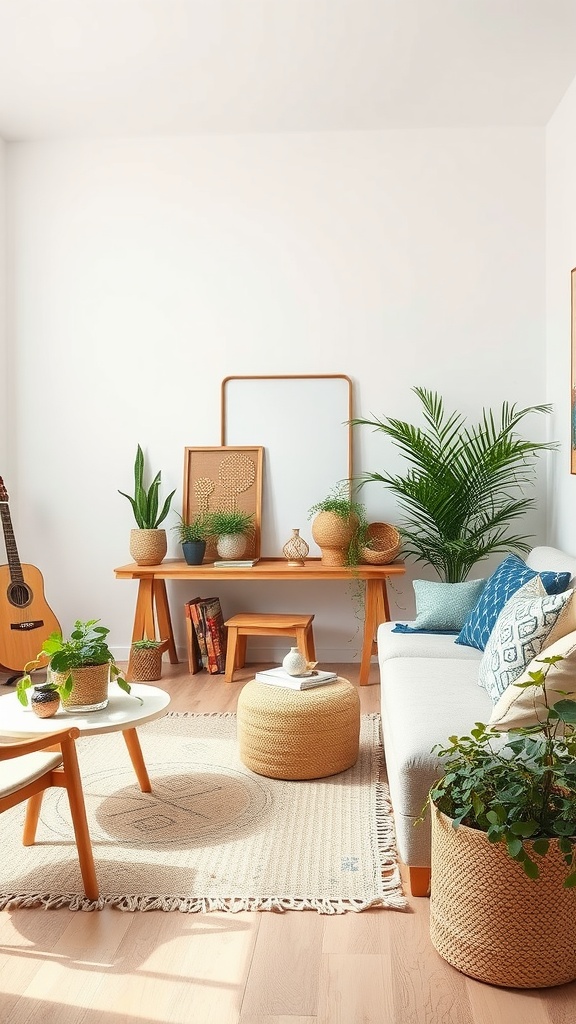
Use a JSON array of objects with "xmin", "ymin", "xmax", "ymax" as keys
[{"xmin": 0, "ymin": 712, "xmax": 407, "ymax": 913}]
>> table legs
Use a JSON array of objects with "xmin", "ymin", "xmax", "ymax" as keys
[
  {"xmin": 127, "ymin": 578, "xmax": 179, "ymax": 679},
  {"xmin": 359, "ymin": 578, "xmax": 389, "ymax": 685},
  {"xmin": 122, "ymin": 728, "xmax": 152, "ymax": 793}
]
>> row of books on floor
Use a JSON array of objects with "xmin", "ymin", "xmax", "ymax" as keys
[
  {"xmin": 185, "ymin": 597, "xmax": 227, "ymax": 674},
  {"xmin": 254, "ymin": 666, "xmax": 338, "ymax": 690}
]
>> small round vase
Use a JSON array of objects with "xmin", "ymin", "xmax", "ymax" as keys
[
  {"xmin": 282, "ymin": 646, "xmax": 308, "ymax": 676},
  {"xmin": 31, "ymin": 684, "xmax": 60, "ymax": 719},
  {"xmin": 282, "ymin": 528, "xmax": 309, "ymax": 566},
  {"xmin": 216, "ymin": 534, "xmax": 247, "ymax": 560}
]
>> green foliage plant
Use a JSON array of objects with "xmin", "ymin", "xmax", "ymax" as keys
[
  {"xmin": 131, "ymin": 638, "xmax": 163, "ymax": 650},
  {"xmin": 307, "ymin": 482, "xmax": 369, "ymax": 567},
  {"xmin": 172, "ymin": 512, "xmax": 210, "ymax": 544},
  {"xmin": 425, "ymin": 655, "xmax": 576, "ymax": 886},
  {"xmin": 351, "ymin": 387, "xmax": 555, "ymax": 583},
  {"xmin": 207, "ymin": 509, "xmax": 255, "ymax": 537},
  {"xmin": 17, "ymin": 619, "xmax": 138, "ymax": 706},
  {"xmin": 119, "ymin": 444, "xmax": 176, "ymax": 530}
]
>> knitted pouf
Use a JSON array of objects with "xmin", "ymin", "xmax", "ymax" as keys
[{"xmin": 237, "ymin": 677, "xmax": 360, "ymax": 780}]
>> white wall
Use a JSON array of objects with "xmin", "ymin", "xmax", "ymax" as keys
[
  {"xmin": 546, "ymin": 77, "xmax": 576, "ymax": 553},
  {"xmin": 0, "ymin": 138, "xmax": 6, "ymax": 476},
  {"xmin": 6, "ymin": 129, "xmax": 549, "ymax": 662}
]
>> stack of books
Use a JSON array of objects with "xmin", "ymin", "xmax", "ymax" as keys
[
  {"xmin": 185, "ymin": 597, "xmax": 227, "ymax": 674},
  {"xmin": 254, "ymin": 666, "xmax": 338, "ymax": 690}
]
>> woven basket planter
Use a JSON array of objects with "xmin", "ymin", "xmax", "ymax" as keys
[
  {"xmin": 50, "ymin": 663, "xmax": 110, "ymax": 713},
  {"xmin": 360, "ymin": 523, "xmax": 401, "ymax": 565},
  {"xmin": 129, "ymin": 528, "xmax": 167, "ymax": 566},
  {"xmin": 430, "ymin": 804, "xmax": 576, "ymax": 988},
  {"xmin": 311, "ymin": 511, "xmax": 356, "ymax": 566},
  {"xmin": 130, "ymin": 646, "xmax": 164, "ymax": 682}
]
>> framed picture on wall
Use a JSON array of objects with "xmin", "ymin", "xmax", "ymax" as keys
[
  {"xmin": 572, "ymin": 268, "xmax": 576, "ymax": 473},
  {"xmin": 183, "ymin": 446, "xmax": 264, "ymax": 559}
]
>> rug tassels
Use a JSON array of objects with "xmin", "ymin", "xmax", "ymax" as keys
[{"xmin": 0, "ymin": 891, "xmax": 405, "ymax": 914}]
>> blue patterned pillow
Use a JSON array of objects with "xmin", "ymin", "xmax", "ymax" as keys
[{"xmin": 455, "ymin": 554, "xmax": 571, "ymax": 652}]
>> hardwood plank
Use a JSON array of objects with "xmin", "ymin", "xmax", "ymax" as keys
[
  {"xmin": 317, "ymin": 952, "xmax": 394, "ymax": 1024},
  {"xmin": 240, "ymin": 912, "xmax": 324, "ymax": 1018},
  {"xmin": 466, "ymin": 977, "xmax": 551, "ymax": 1024}
]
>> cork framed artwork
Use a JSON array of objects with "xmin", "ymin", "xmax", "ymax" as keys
[
  {"xmin": 572, "ymin": 268, "xmax": 576, "ymax": 473},
  {"xmin": 183, "ymin": 446, "xmax": 264, "ymax": 559}
]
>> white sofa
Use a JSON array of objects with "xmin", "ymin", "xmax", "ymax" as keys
[{"xmin": 378, "ymin": 545, "xmax": 576, "ymax": 897}]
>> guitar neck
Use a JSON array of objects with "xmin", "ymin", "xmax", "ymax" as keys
[{"xmin": 0, "ymin": 503, "xmax": 24, "ymax": 583}]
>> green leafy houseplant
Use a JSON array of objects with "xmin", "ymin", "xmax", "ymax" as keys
[
  {"xmin": 172, "ymin": 512, "xmax": 211, "ymax": 543},
  {"xmin": 351, "ymin": 387, "xmax": 555, "ymax": 582},
  {"xmin": 131, "ymin": 638, "xmax": 163, "ymax": 650},
  {"xmin": 207, "ymin": 509, "xmax": 255, "ymax": 538},
  {"xmin": 426, "ymin": 655, "xmax": 576, "ymax": 886},
  {"xmin": 119, "ymin": 444, "xmax": 176, "ymax": 530},
  {"xmin": 307, "ymin": 483, "xmax": 368, "ymax": 566},
  {"xmin": 17, "ymin": 619, "xmax": 136, "ymax": 706}
]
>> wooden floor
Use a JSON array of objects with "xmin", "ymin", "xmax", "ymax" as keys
[{"xmin": 1, "ymin": 660, "xmax": 575, "ymax": 1024}]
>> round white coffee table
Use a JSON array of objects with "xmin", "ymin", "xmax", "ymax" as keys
[{"xmin": 0, "ymin": 683, "xmax": 170, "ymax": 793}]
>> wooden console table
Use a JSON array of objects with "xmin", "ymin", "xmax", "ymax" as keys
[{"xmin": 114, "ymin": 558, "xmax": 406, "ymax": 686}]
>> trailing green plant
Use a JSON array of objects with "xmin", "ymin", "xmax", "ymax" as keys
[
  {"xmin": 207, "ymin": 509, "xmax": 255, "ymax": 537},
  {"xmin": 119, "ymin": 444, "xmax": 176, "ymax": 530},
  {"xmin": 351, "ymin": 387, "xmax": 555, "ymax": 583},
  {"xmin": 424, "ymin": 655, "xmax": 576, "ymax": 886},
  {"xmin": 17, "ymin": 619, "xmax": 138, "ymax": 706},
  {"xmin": 172, "ymin": 512, "xmax": 210, "ymax": 544},
  {"xmin": 307, "ymin": 482, "xmax": 369, "ymax": 566}
]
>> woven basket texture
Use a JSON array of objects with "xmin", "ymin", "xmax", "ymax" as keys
[
  {"xmin": 237, "ymin": 677, "xmax": 360, "ymax": 780},
  {"xmin": 360, "ymin": 523, "xmax": 401, "ymax": 565},
  {"xmin": 311, "ymin": 512, "xmax": 355, "ymax": 566},
  {"xmin": 52, "ymin": 665, "xmax": 110, "ymax": 713},
  {"xmin": 430, "ymin": 806, "xmax": 576, "ymax": 988},
  {"xmin": 129, "ymin": 529, "xmax": 167, "ymax": 566},
  {"xmin": 131, "ymin": 648, "xmax": 163, "ymax": 682}
]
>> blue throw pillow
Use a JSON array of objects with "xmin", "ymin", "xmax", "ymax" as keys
[
  {"xmin": 455, "ymin": 554, "xmax": 571, "ymax": 652},
  {"xmin": 412, "ymin": 578, "xmax": 487, "ymax": 631}
]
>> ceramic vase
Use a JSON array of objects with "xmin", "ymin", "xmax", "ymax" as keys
[
  {"xmin": 216, "ymin": 534, "xmax": 247, "ymax": 560},
  {"xmin": 31, "ymin": 684, "xmax": 60, "ymax": 718},
  {"xmin": 182, "ymin": 539, "xmax": 206, "ymax": 565},
  {"xmin": 282, "ymin": 646, "xmax": 307, "ymax": 676}
]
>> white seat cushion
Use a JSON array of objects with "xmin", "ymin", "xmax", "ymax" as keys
[{"xmin": 0, "ymin": 751, "xmax": 63, "ymax": 798}]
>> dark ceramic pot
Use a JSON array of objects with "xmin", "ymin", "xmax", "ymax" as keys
[
  {"xmin": 31, "ymin": 684, "xmax": 60, "ymax": 719},
  {"xmin": 182, "ymin": 540, "xmax": 206, "ymax": 565}
]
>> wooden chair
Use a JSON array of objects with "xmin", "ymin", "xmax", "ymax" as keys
[
  {"xmin": 223, "ymin": 612, "xmax": 316, "ymax": 683},
  {"xmin": 0, "ymin": 727, "xmax": 99, "ymax": 901}
]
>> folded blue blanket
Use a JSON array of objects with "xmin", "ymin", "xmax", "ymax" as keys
[{"xmin": 392, "ymin": 623, "xmax": 459, "ymax": 635}]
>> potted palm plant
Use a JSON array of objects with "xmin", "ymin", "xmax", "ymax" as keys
[
  {"xmin": 307, "ymin": 483, "xmax": 368, "ymax": 566},
  {"xmin": 16, "ymin": 619, "xmax": 138, "ymax": 713},
  {"xmin": 351, "ymin": 387, "xmax": 555, "ymax": 582},
  {"xmin": 119, "ymin": 444, "xmax": 176, "ymax": 566},
  {"xmin": 172, "ymin": 512, "xmax": 210, "ymax": 565},
  {"xmin": 424, "ymin": 653, "xmax": 576, "ymax": 988},
  {"xmin": 207, "ymin": 509, "xmax": 255, "ymax": 560}
]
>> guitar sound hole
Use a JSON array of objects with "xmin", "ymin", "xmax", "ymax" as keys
[{"xmin": 8, "ymin": 582, "xmax": 32, "ymax": 608}]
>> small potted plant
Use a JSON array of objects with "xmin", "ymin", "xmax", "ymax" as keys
[
  {"xmin": 207, "ymin": 509, "xmax": 255, "ymax": 560},
  {"xmin": 424, "ymin": 653, "xmax": 576, "ymax": 988},
  {"xmin": 307, "ymin": 482, "xmax": 368, "ymax": 566},
  {"xmin": 130, "ymin": 637, "xmax": 167, "ymax": 681},
  {"xmin": 17, "ymin": 619, "xmax": 139, "ymax": 713},
  {"xmin": 172, "ymin": 512, "xmax": 210, "ymax": 565},
  {"xmin": 119, "ymin": 444, "xmax": 176, "ymax": 566}
]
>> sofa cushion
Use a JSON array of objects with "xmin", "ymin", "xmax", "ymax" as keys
[
  {"xmin": 455, "ymin": 554, "xmax": 571, "ymax": 652},
  {"xmin": 411, "ymin": 578, "xmax": 486, "ymax": 631},
  {"xmin": 489, "ymin": 629, "xmax": 576, "ymax": 731},
  {"xmin": 377, "ymin": 621, "xmax": 483, "ymax": 663},
  {"xmin": 477, "ymin": 579, "xmax": 574, "ymax": 702}
]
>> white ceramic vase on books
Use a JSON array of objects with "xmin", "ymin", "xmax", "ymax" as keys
[{"xmin": 282, "ymin": 646, "xmax": 307, "ymax": 676}]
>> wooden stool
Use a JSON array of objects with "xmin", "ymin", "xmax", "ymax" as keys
[
  {"xmin": 237, "ymin": 677, "xmax": 360, "ymax": 779},
  {"xmin": 223, "ymin": 613, "xmax": 316, "ymax": 683}
]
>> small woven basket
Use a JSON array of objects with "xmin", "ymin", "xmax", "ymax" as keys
[{"xmin": 360, "ymin": 523, "xmax": 401, "ymax": 564}]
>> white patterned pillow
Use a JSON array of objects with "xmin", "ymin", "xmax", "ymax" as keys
[
  {"xmin": 478, "ymin": 578, "xmax": 574, "ymax": 703},
  {"xmin": 489, "ymin": 629, "xmax": 576, "ymax": 731}
]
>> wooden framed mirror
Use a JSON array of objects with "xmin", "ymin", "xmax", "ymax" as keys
[{"xmin": 221, "ymin": 374, "xmax": 353, "ymax": 557}]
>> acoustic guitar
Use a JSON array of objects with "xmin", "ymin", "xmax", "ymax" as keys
[{"xmin": 0, "ymin": 477, "xmax": 61, "ymax": 672}]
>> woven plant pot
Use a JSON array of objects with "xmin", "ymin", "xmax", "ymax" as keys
[
  {"xmin": 131, "ymin": 646, "xmax": 163, "ymax": 682},
  {"xmin": 129, "ymin": 528, "xmax": 167, "ymax": 566},
  {"xmin": 360, "ymin": 523, "xmax": 402, "ymax": 565},
  {"xmin": 430, "ymin": 804, "xmax": 576, "ymax": 988},
  {"xmin": 50, "ymin": 663, "xmax": 110, "ymax": 713},
  {"xmin": 311, "ymin": 512, "xmax": 356, "ymax": 566}
]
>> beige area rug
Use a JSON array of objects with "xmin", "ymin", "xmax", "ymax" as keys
[{"xmin": 0, "ymin": 712, "xmax": 407, "ymax": 914}]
